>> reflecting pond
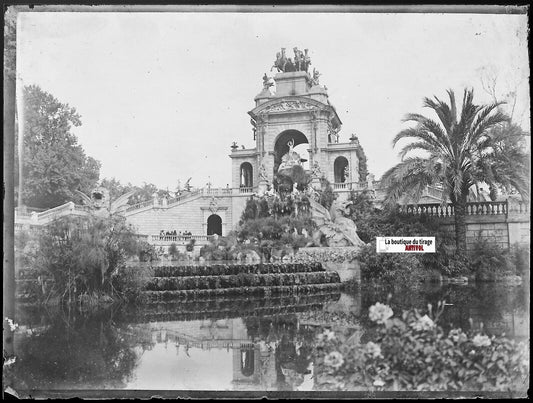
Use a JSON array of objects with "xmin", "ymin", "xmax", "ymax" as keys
[{"xmin": 6, "ymin": 279, "xmax": 529, "ymax": 395}]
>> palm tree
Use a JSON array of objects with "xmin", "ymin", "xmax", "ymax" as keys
[{"xmin": 381, "ymin": 88, "xmax": 528, "ymax": 255}]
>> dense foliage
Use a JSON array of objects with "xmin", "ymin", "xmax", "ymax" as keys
[
  {"xmin": 17, "ymin": 85, "xmax": 101, "ymax": 209},
  {"xmin": 315, "ymin": 302, "xmax": 529, "ymax": 392},
  {"xmin": 351, "ymin": 134, "xmax": 369, "ymax": 182},
  {"xmin": 26, "ymin": 215, "xmax": 144, "ymax": 305},
  {"xmin": 318, "ymin": 177, "xmax": 337, "ymax": 210},
  {"xmin": 348, "ymin": 190, "xmax": 527, "ymax": 281},
  {"xmin": 151, "ymin": 262, "xmax": 324, "ymax": 277},
  {"xmin": 200, "ymin": 188, "xmax": 318, "ymax": 261},
  {"xmin": 236, "ymin": 196, "xmax": 316, "ymax": 260}
]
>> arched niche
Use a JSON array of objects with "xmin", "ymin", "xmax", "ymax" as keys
[
  {"xmin": 240, "ymin": 162, "xmax": 253, "ymax": 188},
  {"xmin": 240, "ymin": 348, "xmax": 255, "ymax": 377},
  {"xmin": 334, "ymin": 156, "xmax": 349, "ymax": 183},
  {"xmin": 273, "ymin": 129, "xmax": 309, "ymax": 173}
]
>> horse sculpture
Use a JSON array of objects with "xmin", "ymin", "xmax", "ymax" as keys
[
  {"xmin": 271, "ymin": 48, "xmax": 288, "ymax": 72},
  {"xmin": 271, "ymin": 47, "xmax": 312, "ymax": 73},
  {"xmin": 293, "ymin": 47, "xmax": 307, "ymax": 71}
]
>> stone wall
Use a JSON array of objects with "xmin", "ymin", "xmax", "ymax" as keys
[
  {"xmin": 125, "ymin": 195, "xmax": 233, "ymax": 236},
  {"xmin": 439, "ymin": 216, "xmax": 530, "ymax": 250},
  {"xmin": 295, "ymin": 246, "xmax": 360, "ymax": 263},
  {"xmin": 402, "ymin": 201, "xmax": 530, "ymax": 251}
]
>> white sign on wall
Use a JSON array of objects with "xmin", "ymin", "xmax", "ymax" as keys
[{"xmin": 376, "ymin": 237, "xmax": 436, "ymax": 253}]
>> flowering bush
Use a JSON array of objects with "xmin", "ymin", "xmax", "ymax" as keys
[
  {"xmin": 314, "ymin": 302, "xmax": 529, "ymax": 392},
  {"xmin": 368, "ymin": 302, "xmax": 394, "ymax": 324}
]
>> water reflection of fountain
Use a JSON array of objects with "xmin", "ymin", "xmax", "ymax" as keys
[{"xmin": 125, "ymin": 313, "xmax": 320, "ymax": 391}]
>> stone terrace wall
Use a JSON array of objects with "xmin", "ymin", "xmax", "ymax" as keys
[
  {"xmin": 400, "ymin": 200, "xmax": 530, "ymax": 251},
  {"xmin": 295, "ymin": 246, "xmax": 361, "ymax": 263}
]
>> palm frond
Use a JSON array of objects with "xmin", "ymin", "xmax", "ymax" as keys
[
  {"xmin": 380, "ymin": 157, "xmax": 445, "ymax": 207},
  {"xmin": 398, "ymin": 141, "xmax": 440, "ymax": 160}
]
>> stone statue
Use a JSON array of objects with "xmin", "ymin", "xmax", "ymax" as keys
[
  {"xmin": 285, "ymin": 57, "xmax": 295, "ymax": 72},
  {"xmin": 344, "ymin": 165, "xmax": 350, "ymax": 182},
  {"xmin": 184, "ymin": 177, "xmax": 192, "ymax": 192},
  {"xmin": 303, "ymin": 49, "xmax": 311, "ymax": 72},
  {"xmin": 311, "ymin": 161, "xmax": 322, "ymax": 178},
  {"xmin": 277, "ymin": 138, "xmax": 302, "ymax": 173},
  {"xmin": 272, "ymin": 47, "xmax": 311, "ymax": 73},
  {"xmin": 293, "ymin": 47, "xmax": 305, "ymax": 71},
  {"xmin": 311, "ymin": 68, "xmax": 321, "ymax": 86},
  {"xmin": 262, "ymin": 73, "xmax": 274, "ymax": 90},
  {"xmin": 75, "ymin": 186, "xmax": 136, "ymax": 217},
  {"xmin": 259, "ymin": 163, "xmax": 268, "ymax": 181}
]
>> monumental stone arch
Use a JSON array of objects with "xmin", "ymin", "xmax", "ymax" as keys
[{"xmin": 231, "ymin": 51, "xmax": 362, "ymax": 193}]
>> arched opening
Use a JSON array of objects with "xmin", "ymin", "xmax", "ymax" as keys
[
  {"xmin": 334, "ymin": 156, "xmax": 349, "ymax": 183},
  {"xmin": 240, "ymin": 162, "xmax": 253, "ymax": 188},
  {"xmin": 207, "ymin": 214, "xmax": 222, "ymax": 236},
  {"xmin": 240, "ymin": 348, "xmax": 255, "ymax": 377},
  {"xmin": 273, "ymin": 129, "xmax": 309, "ymax": 173}
]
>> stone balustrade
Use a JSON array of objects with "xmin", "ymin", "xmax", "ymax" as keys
[
  {"xmin": 399, "ymin": 201, "xmax": 509, "ymax": 217},
  {"xmin": 150, "ymin": 234, "xmax": 213, "ymax": 243},
  {"xmin": 36, "ymin": 202, "xmax": 75, "ymax": 223},
  {"xmin": 332, "ymin": 181, "xmax": 369, "ymax": 191},
  {"xmin": 125, "ymin": 199, "xmax": 157, "ymax": 212},
  {"xmin": 125, "ymin": 187, "xmax": 256, "ymax": 214}
]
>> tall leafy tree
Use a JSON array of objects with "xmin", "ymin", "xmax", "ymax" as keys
[
  {"xmin": 17, "ymin": 85, "xmax": 101, "ymax": 209},
  {"xmin": 99, "ymin": 177, "xmax": 135, "ymax": 202},
  {"xmin": 381, "ymin": 89, "xmax": 528, "ymax": 255},
  {"xmin": 99, "ymin": 178, "xmax": 168, "ymax": 206}
]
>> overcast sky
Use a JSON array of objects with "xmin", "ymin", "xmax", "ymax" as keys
[{"xmin": 16, "ymin": 8, "xmax": 529, "ymax": 190}]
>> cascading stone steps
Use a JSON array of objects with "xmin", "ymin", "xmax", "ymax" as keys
[{"xmin": 139, "ymin": 262, "xmax": 341, "ymax": 303}]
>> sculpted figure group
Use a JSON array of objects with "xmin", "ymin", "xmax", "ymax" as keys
[{"xmin": 271, "ymin": 47, "xmax": 311, "ymax": 73}]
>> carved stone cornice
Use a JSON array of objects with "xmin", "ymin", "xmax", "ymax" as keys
[
  {"xmin": 248, "ymin": 96, "xmax": 334, "ymax": 121},
  {"xmin": 261, "ymin": 100, "xmax": 320, "ymax": 113}
]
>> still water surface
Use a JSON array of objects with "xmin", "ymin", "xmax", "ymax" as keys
[{"xmin": 8, "ymin": 279, "xmax": 529, "ymax": 393}]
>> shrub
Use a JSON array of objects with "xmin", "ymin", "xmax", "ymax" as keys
[
  {"xmin": 111, "ymin": 265, "xmax": 152, "ymax": 304},
  {"xmin": 510, "ymin": 244, "xmax": 530, "ymax": 277},
  {"xmin": 185, "ymin": 238, "xmax": 196, "ymax": 252},
  {"xmin": 33, "ymin": 215, "xmax": 142, "ymax": 304},
  {"xmin": 314, "ymin": 302, "xmax": 529, "ymax": 392},
  {"xmin": 137, "ymin": 240, "xmax": 158, "ymax": 262},
  {"xmin": 318, "ymin": 177, "xmax": 336, "ymax": 210},
  {"xmin": 358, "ymin": 243, "xmax": 424, "ymax": 285},
  {"xmin": 469, "ymin": 239, "xmax": 515, "ymax": 281},
  {"xmin": 168, "ymin": 242, "xmax": 178, "ymax": 258}
]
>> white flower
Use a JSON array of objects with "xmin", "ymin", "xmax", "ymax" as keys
[
  {"xmin": 411, "ymin": 315, "xmax": 435, "ymax": 331},
  {"xmin": 365, "ymin": 341, "xmax": 383, "ymax": 358},
  {"xmin": 323, "ymin": 329, "xmax": 336, "ymax": 341},
  {"xmin": 373, "ymin": 378, "xmax": 385, "ymax": 387},
  {"xmin": 316, "ymin": 329, "xmax": 336, "ymax": 342},
  {"xmin": 324, "ymin": 351, "xmax": 344, "ymax": 369},
  {"xmin": 472, "ymin": 334, "xmax": 491, "ymax": 347},
  {"xmin": 368, "ymin": 303, "xmax": 394, "ymax": 324}
]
